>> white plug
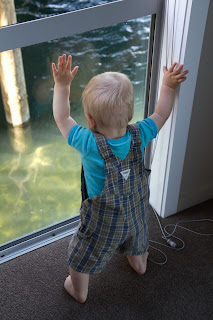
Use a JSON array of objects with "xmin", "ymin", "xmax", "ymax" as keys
[{"xmin": 167, "ymin": 239, "xmax": 177, "ymax": 248}]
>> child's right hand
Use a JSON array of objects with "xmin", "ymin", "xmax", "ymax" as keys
[
  {"xmin": 52, "ymin": 54, "xmax": 78, "ymax": 87},
  {"xmin": 162, "ymin": 62, "xmax": 188, "ymax": 90}
]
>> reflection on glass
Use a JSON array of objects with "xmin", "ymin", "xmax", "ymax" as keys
[
  {"xmin": 0, "ymin": 15, "xmax": 151, "ymax": 245},
  {"xmin": 0, "ymin": 0, "xmax": 116, "ymax": 27}
]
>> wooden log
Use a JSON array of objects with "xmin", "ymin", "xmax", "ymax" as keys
[
  {"xmin": 8, "ymin": 124, "xmax": 32, "ymax": 154},
  {"xmin": 0, "ymin": 0, "xmax": 30, "ymax": 126}
]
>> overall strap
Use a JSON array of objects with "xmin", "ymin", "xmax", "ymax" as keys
[
  {"xmin": 128, "ymin": 123, "xmax": 151, "ymax": 175},
  {"xmin": 127, "ymin": 123, "xmax": 141, "ymax": 148},
  {"xmin": 93, "ymin": 131, "xmax": 114, "ymax": 161}
]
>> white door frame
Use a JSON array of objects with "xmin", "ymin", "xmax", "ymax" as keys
[{"xmin": 149, "ymin": 0, "xmax": 210, "ymax": 218}]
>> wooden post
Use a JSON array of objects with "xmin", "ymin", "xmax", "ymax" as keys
[
  {"xmin": 0, "ymin": 0, "xmax": 30, "ymax": 126},
  {"xmin": 8, "ymin": 124, "xmax": 32, "ymax": 154}
]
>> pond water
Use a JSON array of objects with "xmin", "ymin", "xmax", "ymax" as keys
[{"xmin": 0, "ymin": 1, "xmax": 150, "ymax": 245}]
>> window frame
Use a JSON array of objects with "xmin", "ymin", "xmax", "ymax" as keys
[
  {"xmin": 0, "ymin": 0, "xmax": 163, "ymax": 52},
  {"xmin": 0, "ymin": 0, "xmax": 164, "ymax": 263}
]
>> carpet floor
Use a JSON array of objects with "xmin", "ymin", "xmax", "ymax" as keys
[{"xmin": 0, "ymin": 199, "xmax": 213, "ymax": 320}]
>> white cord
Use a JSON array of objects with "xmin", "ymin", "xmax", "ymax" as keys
[
  {"xmin": 148, "ymin": 245, "xmax": 168, "ymax": 265},
  {"xmin": 148, "ymin": 205, "xmax": 213, "ymax": 265},
  {"xmin": 164, "ymin": 219, "xmax": 213, "ymax": 237}
]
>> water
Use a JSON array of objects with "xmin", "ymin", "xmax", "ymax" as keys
[{"xmin": 0, "ymin": 1, "xmax": 150, "ymax": 245}]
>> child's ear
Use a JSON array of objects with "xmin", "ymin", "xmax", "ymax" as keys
[{"xmin": 86, "ymin": 113, "xmax": 96, "ymax": 130}]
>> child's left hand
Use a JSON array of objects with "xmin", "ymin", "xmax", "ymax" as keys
[
  {"xmin": 52, "ymin": 54, "xmax": 78, "ymax": 87},
  {"xmin": 163, "ymin": 62, "xmax": 188, "ymax": 90}
]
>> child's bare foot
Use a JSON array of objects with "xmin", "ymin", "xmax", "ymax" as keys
[
  {"xmin": 127, "ymin": 251, "xmax": 149, "ymax": 274},
  {"xmin": 64, "ymin": 275, "xmax": 87, "ymax": 303}
]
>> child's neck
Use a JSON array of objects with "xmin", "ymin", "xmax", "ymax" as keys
[{"xmin": 95, "ymin": 126, "xmax": 127, "ymax": 140}]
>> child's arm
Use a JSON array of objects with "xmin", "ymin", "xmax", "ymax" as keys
[
  {"xmin": 52, "ymin": 54, "xmax": 79, "ymax": 140},
  {"xmin": 149, "ymin": 62, "xmax": 188, "ymax": 132}
]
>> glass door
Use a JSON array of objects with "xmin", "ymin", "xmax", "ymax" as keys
[{"xmin": 0, "ymin": 0, "xmax": 163, "ymax": 261}]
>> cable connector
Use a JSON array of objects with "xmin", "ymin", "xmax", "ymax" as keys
[{"xmin": 167, "ymin": 239, "xmax": 177, "ymax": 248}]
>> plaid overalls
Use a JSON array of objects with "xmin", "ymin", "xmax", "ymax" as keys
[{"xmin": 68, "ymin": 124, "xmax": 150, "ymax": 274}]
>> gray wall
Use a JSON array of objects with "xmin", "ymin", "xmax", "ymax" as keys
[{"xmin": 177, "ymin": 0, "xmax": 213, "ymax": 212}]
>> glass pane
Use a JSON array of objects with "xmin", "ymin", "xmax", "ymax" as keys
[
  {"xmin": 0, "ymin": 0, "xmax": 116, "ymax": 27},
  {"xmin": 0, "ymin": 15, "xmax": 151, "ymax": 245}
]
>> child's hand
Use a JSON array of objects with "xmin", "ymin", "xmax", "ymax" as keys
[
  {"xmin": 162, "ymin": 62, "xmax": 188, "ymax": 90},
  {"xmin": 52, "ymin": 54, "xmax": 78, "ymax": 87}
]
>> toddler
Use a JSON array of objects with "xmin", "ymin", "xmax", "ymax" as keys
[{"xmin": 52, "ymin": 54, "xmax": 188, "ymax": 303}]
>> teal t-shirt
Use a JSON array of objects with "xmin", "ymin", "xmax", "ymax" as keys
[{"xmin": 68, "ymin": 118, "xmax": 157, "ymax": 197}]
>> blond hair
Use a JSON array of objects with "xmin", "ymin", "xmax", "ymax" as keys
[{"xmin": 82, "ymin": 72, "xmax": 134, "ymax": 128}]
